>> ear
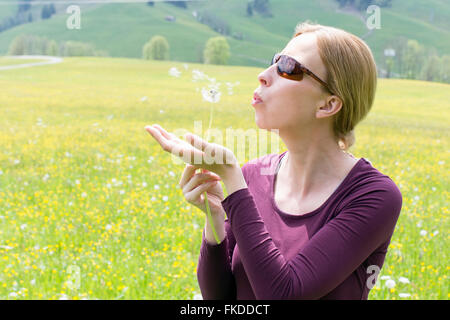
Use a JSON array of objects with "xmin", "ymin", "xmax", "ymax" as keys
[{"xmin": 316, "ymin": 95, "xmax": 342, "ymax": 119}]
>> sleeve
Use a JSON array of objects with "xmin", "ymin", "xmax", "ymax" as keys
[
  {"xmin": 220, "ymin": 179, "xmax": 403, "ymax": 300},
  {"xmin": 196, "ymin": 218, "xmax": 236, "ymax": 299},
  {"xmin": 196, "ymin": 163, "xmax": 251, "ymax": 300}
]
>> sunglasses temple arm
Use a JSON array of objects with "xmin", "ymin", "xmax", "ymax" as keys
[{"xmin": 305, "ymin": 70, "xmax": 333, "ymax": 94}]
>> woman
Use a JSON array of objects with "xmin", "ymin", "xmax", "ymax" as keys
[{"xmin": 145, "ymin": 21, "xmax": 402, "ymax": 300}]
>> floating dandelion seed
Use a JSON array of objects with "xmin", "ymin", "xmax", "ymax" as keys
[{"xmin": 192, "ymin": 69, "xmax": 206, "ymax": 82}]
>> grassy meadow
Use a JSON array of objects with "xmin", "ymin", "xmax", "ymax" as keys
[{"xmin": 0, "ymin": 57, "xmax": 448, "ymax": 299}]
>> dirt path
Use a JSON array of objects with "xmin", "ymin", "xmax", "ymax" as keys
[{"xmin": 0, "ymin": 55, "xmax": 63, "ymax": 71}]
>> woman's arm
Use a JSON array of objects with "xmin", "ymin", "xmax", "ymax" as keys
[
  {"xmin": 197, "ymin": 216, "xmax": 237, "ymax": 299},
  {"xmin": 220, "ymin": 176, "xmax": 402, "ymax": 300}
]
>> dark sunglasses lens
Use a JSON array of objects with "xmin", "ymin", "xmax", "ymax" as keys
[{"xmin": 278, "ymin": 56, "xmax": 303, "ymax": 80}]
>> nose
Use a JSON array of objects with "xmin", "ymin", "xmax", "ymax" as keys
[
  {"xmin": 258, "ymin": 63, "xmax": 278, "ymax": 87},
  {"xmin": 258, "ymin": 68, "xmax": 271, "ymax": 86}
]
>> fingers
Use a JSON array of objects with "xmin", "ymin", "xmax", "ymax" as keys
[
  {"xmin": 153, "ymin": 124, "xmax": 178, "ymax": 140},
  {"xmin": 184, "ymin": 180, "xmax": 218, "ymax": 204},
  {"xmin": 146, "ymin": 126, "xmax": 204, "ymax": 162},
  {"xmin": 181, "ymin": 171, "xmax": 221, "ymax": 195},
  {"xmin": 185, "ymin": 133, "xmax": 209, "ymax": 152},
  {"xmin": 179, "ymin": 164, "xmax": 198, "ymax": 189}
]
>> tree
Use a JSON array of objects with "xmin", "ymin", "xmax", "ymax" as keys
[
  {"xmin": 246, "ymin": 2, "xmax": 253, "ymax": 16},
  {"xmin": 41, "ymin": 4, "xmax": 56, "ymax": 20},
  {"xmin": 197, "ymin": 11, "xmax": 231, "ymax": 35},
  {"xmin": 252, "ymin": 0, "xmax": 273, "ymax": 17},
  {"xmin": 142, "ymin": 35, "xmax": 170, "ymax": 60},
  {"xmin": 41, "ymin": 5, "xmax": 50, "ymax": 19},
  {"xmin": 402, "ymin": 40, "xmax": 425, "ymax": 79},
  {"xmin": 8, "ymin": 34, "xmax": 27, "ymax": 55},
  {"xmin": 147, "ymin": 1, "xmax": 154, "ymax": 6},
  {"xmin": 440, "ymin": 56, "xmax": 450, "ymax": 83},
  {"xmin": 46, "ymin": 40, "xmax": 59, "ymax": 56},
  {"xmin": 18, "ymin": 0, "xmax": 32, "ymax": 13},
  {"xmin": 203, "ymin": 36, "xmax": 230, "ymax": 65},
  {"xmin": 420, "ymin": 55, "xmax": 441, "ymax": 82}
]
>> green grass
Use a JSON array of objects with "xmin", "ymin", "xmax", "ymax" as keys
[
  {"xmin": 0, "ymin": 0, "xmax": 449, "ymax": 68},
  {"xmin": 0, "ymin": 57, "xmax": 448, "ymax": 299}
]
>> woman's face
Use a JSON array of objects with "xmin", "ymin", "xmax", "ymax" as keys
[{"xmin": 253, "ymin": 33, "xmax": 331, "ymax": 133}]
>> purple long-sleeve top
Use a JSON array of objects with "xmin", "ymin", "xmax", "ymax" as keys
[{"xmin": 197, "ymin": 151, "xmax": 402, "ymax": 300}]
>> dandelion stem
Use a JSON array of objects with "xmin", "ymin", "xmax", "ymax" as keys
[{"xmin": 202, "ymin": 104, "xmax": 220, "ymax": 244}]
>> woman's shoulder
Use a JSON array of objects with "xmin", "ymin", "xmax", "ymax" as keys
[{"xmin": 340, "ymin": 157, "xmax": 403, "ymax": 208}]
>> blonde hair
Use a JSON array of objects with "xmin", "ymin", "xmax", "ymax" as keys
[{"xmin": 293, "ymin": 21, "xmax": 377, "ymax": 151}]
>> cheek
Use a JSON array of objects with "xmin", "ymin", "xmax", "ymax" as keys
[{"xmin": 272, "ymin": 81, "xmax": 315, "ymax": 117}]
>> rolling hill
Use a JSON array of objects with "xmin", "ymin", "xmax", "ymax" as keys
[{"xmin": 0, "ymin": 0, "xmax": 449, "ymax": 68}]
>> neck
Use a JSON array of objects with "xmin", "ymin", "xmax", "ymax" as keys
[{"xmin": 278, "ymin": 126, "xmax": 357, "ymax": 199}]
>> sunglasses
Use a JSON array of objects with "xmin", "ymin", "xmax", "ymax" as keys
[{"xmin": 271, "ymin": 53, "xmax": 334, "ymax": 95}]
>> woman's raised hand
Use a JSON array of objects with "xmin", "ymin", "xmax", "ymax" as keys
[{"xmin": 145, "ymin": 124, "xmax": 239, "ymax": 179}]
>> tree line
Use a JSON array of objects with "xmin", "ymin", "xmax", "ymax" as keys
[
  {"xmin": 8, "ymin": 34, "xmax": 108, "ymax": 57},
  {"xmin": 382, "ymin": 37, "xmax": 450, "ymax": 83},
  {"xmin": 0, "ymin": 0, "xmax": 56, "ymax": 33}
]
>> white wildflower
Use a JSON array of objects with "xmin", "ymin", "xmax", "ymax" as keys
[
  {"xmin": 420, "ymin": 230, "xmax": 427, "ymax": 237},
  {"xmin": 168, "ymin": 67, "xmax": 181, "ymax": 78},
  {"xmin": 399, "ymin": 293, "xmax": 411, "ymax": 298},
  {"xmin": 193, "ymin": 292, "xmax": 203, "ymax": 300},
  {"xmin": 385, "ymin": 279, "xmax": 396, "ymax": 289},
  {"xmin": 162, "ymin": 196, "xmax": 168, "ymax": 202},
  {"xmin": 398, "ymin": 277, "xmax": 410, "ymax": 284}
]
